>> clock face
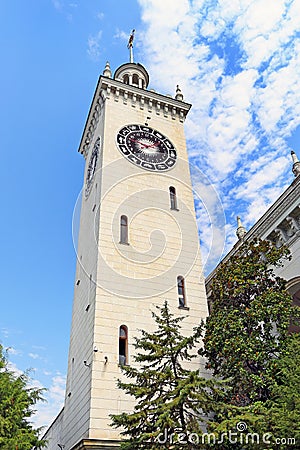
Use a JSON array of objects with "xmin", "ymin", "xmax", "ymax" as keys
[
  {"xmin": 116, "ymin": 124, "xmax": 177, "ymax": 171},
  {"xmin": 85, "ymin": 137, "xmax": 101, "ymax": 198}
]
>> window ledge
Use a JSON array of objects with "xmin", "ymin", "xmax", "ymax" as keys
[
  {"xmin": 178, "ymin": 306, "xmax": 190, "ymax": 311},
  {"xmin": 119, "ymin": 242, "xmax": 130, "ymax": 245},
  {"xmin": 170, "ymin": 208, "xmax": 179, "ymax": 211}
]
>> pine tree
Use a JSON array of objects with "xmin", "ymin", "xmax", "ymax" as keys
[
  {"xmin": 0, "ymin": 345, "xmax": 46, "ymax": 449},
  {"xmin": 110, "ymin": 301, "xmax": 224, "ymax": 450}
]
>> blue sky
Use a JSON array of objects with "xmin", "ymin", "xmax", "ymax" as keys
[{"xmin": 1, "ymin": 0, "xmax": 300, "ymax": 430}]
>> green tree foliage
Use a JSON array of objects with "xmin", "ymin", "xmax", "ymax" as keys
[
  {"xmin": 204, "ymin": 239, "xmax": 297, "ymax": 406},
  {"xmin": 210, "ymin": 334, "xmax": 300, "ymax": 449},
  {"xmin": 262, "ymin": 333, "xmax": 300, "ymax": 448},
  {"xmin": 111, "ymin": 301, "xmax": 224, "ymax": 450},
  {"xmin": 203, "ymin": 239, "xmax": 300, "ymax": 448},
  {"xmin": 268, "ymin": 333, "xmax": 300, "ymax": 442},
  {"xmin": 0, "ymin": 345, "xmax": 46, "ymax": 449}
]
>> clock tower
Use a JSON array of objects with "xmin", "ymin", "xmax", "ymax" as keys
[{"xmin": 43, "ymin": 56, "xmax": 209, "ymax": 449}]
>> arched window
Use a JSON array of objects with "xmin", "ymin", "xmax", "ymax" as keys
[
  {"xmin": 177, "ymin": 276, "xmax": 186, "ymax": 308},
  {"xmin": 119, "ymin": 325, "xmax": 128, "ymax": 365},
  {"xmin": 123, "ymin": 74, "xmax": 129, "ymax": 85},
  {"xmin": 169, "ymin": 186, "xmax": 177, "ymax": 210},
  {"xmin": 132, "ymin": 74, "xmax": 139, "ymax": 86},
  {"xmin": 120, "ymin": 215, "xmax": 128, "ymax": 244}
]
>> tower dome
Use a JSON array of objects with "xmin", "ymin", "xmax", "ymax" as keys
[{"xmin": 113, "ymin": 62, "xmax": 149, "ymax": 89}]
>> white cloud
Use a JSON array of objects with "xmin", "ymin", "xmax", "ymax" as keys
[
  {"xmin": 235, "ymin": 0, "xmax": 285, "ymax": 36},
  {"xmin": 137, "ymin": 0, "xmax": 300, "ymax": 266},
  {"xmin": 28, "ymin": 350, "xmax": 47, "ymax": 363},
  {"xmin": 52, "ymin": 0, "xmax": 63, "ymax": 10},
  {"xmin": 1, "ymin": 328, "xmax": 10, "ymax": 338},
  {"xmin": 140, "ymin": 0, "xmax": 190, "ymax": 28},
  {"xmin": 29, "ymin": 352, "xmax": 40, "ymax": 360},
  {"xmin": 7, "ymin": 347, "xmax": 22, "ymax": 356},
  {"xmin": 236, "ymin": 156, "xmax": 290, "ymax": 200},
  {"xmin": 32, "ymin": 345, "xmax": 46, "ymax": 351},
  {"xmin": 87, "ymin": 31, "xmax": 103, "ymax": 61},
  {"xmin": 52, "ymin": 0, "xmax": 76, "ymax": 21},
  {"xmin": 113, "ymin": 28, "xmax": 129, "ymax": 43},
  {"xmin": 33, "ymin": 373, "xmax": 66, "ymax": 430},
  {"xmin": 191, "ymin": 164, "xmax": 226, "ymax": 272},
  {"xmin": 255, "ymin": 47, "xmax": 300, "ymax": 136},
  {"xmin": 6, "ymin": 361, "xmax": 23, "ymax": 377}
]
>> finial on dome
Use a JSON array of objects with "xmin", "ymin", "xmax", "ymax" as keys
[
  {"xmin": 103, "ymin": 61, "xmax": 112, "ymax": 78},
  {"xmin": 236, "ymin": 216, "xmax": 247, "ymax": 241},
  {"xmin": 175, "ymin": 85, "xmax": 184, "ymax": 101},
  {"xmin": 291, "ymin": 150, "xmax": 300, "ymax": 177}
]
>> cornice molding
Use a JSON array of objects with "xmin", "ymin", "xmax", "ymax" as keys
[
  {"xmin": 249, "ymin": 177, "xmax": 300, "ymax": 240},
  {"xmin": 78, "ymin": 79, "xmax": 105, "ymax": 159},
  {"xmin": 78, "ymin": 76, "xmax": 191, "ymax": 158},
  {"xmin": 206, "ymin": 176, "xmax": 300, "ymax": 287},
  {"xmin": 100, "ymin": 76, "xmax": 191, "ymax": 112}
]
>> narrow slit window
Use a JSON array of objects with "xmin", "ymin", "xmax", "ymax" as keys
[
  {"xmin": 169, "ymin": 186, "xmax": 177, "ymax": 210},
  {"xmin": 119, "ymin": 325, "xmax": 128, "ymax": 366},
  {"xmin": 177, "ymin": 276, "xmax": 186, "ymax": 308},
  {"xmin": 120, "ymin": 215, "xmax": 128, "ymax": 244}
]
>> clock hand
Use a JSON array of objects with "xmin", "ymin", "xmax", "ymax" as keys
[
  {"xmin": 129, "ymin": 137, "xmax": 161, "ymax": 150},
  {"xmin": 147, "ymin": 142, "xmax": 161, "ymax": 148},
  {"xmin": 139, "ymin": 141, "xmax": 160, "ymax": 149},
  {"xmin": 129, "ymin": 137, "xmax": 148, "ymax": 148}
]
